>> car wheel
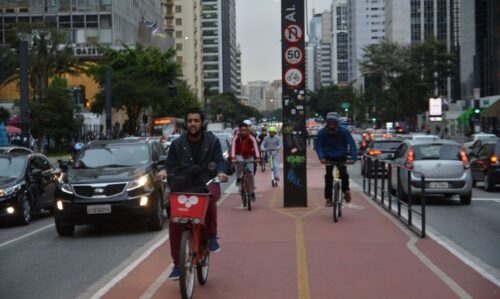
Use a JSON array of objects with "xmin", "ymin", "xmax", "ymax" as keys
[
  {"xmin": 459, "ymin": 192, "xmax": 472, "ymax": 205},
  {"xmin": 148, "ymin": 193, "xmax": 164, "ymax": 231},
  {"xmin": 55, "ymin": 218, "xmax": 75, "ymax": 236},
  {"xmin": 484, "ymin": 173, "xmax": 494, "ymax": 192},
  {"xmin": 18, "ymin": 196, "xmax": 31, "ymax": 225}
]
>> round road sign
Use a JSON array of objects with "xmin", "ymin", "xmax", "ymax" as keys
[
  {"xmin": 284, "ymin": 68, "xmax": 304, "ymax": 88},
  {"xmin": 284, "ymin": 24, "xmax": 303, "ymax": 43},
  {"xmin": 284, "ymin": 46, "xmax": 304, "ymax": 65}
]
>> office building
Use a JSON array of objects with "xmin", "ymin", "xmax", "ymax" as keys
[
  {"xmin": 201, "ymin": 0, "xmax": 238, "ymax": 94},
  {"xmin": 348, "ymin": 0, "xmax": 385, "ymax": 82},
  {"xmin": 306, "ymin": 13, "xmax": 322, "ymax": 91},
  {"xmin": 164, "ymin": 0, "xmax": 204, "ymax": 100},
  {"xmin": 264, "ymin": 80, "xmax": 282, "ymax": 111},
  {"xmin": 331, "ymin": 0, "xmax": 349, "ymax": 85},
  {"xmin": 319, "ymin": 10, "xmax": 332, "ymax": 87},
  {"xmin": 384, "ymin": 0, "xmax": 460, "ymax": 99},
  {"xmin": 247, "ymin": 80, "xmax": 268, "ymax": 111}
]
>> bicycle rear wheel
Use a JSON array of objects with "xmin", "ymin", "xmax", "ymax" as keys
[
  {"xmin": 333, "ymin": 182, "xmax": 340, "ymax": 223},
  {"xmin": 179, "ymin": 230, "xmax": 195, "ymax": 299}
]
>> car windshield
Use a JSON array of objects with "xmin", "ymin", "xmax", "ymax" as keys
[
  {"xmin": 0, "ymin": 156, "xmax": 27, "ymax": 178},
  {"xmin": 413, "ymin": 144, "xmax": 461, "ymax": 161},
  {"xmin": 371, "ymin": 141, "xmax": 401, "ymax": 151},
  {"xmin": 76, "ymin": 143, "xmax": 150, "ymax": 168}
]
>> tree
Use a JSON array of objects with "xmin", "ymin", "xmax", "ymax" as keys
[
  {"xmin": 151, "ymin": 81, "xmax": 200, "ymax": 118},
  {"xmin": 88, "ymin": 44, "xmax": 182, "ymax": 135},
  {"xmin": 30, "ymin": 77, "xmax": 82, "ymax": 149},
  {"xmin": 360, "ymin": 39, "xmax": 456, "ymax": 127},
  {"xmin": 308, "ymin": 85, "xmax": 355, "ymax": 118},
  {"xmin": 208, "ymin": 93, "xmax": 262, "ymax": 126}
]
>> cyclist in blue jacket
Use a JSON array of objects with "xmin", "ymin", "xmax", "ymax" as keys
[{"xmin": 316, "ymin": 112, "xmax": 357, "ymax": 206}]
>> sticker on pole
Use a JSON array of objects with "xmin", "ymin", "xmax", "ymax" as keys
[
  {"xmin": 284, "ymin": 24, "xmax": 303, "ymax": 43},
  {"xmin": 284, "ymin": 46, "xmax": 304, "ymax": 65},
  {"xmin": 284, "ymin": 68, "xmax": 304, "ymax": 88}
]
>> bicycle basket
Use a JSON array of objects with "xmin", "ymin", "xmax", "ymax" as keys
[{"xmin": 170, "ymin": 192, "xmax": 210, "ymax": 224}]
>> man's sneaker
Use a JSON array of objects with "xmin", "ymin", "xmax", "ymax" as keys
[
  {"xmin": 208, "ymin": 238, "xmax": 221, "ymax": 252},
  {"xmin": 344, "ymin": 191, "xmax": 351, "ymax": 203},
  {"xmin": 168, "ymin": 265, "xmax": 181, "ymax": 280},
  {"xmin": 236, "ymin": 178, "xmax": 241, "ymax": 186}
]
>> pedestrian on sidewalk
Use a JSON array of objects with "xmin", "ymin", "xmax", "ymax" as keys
[
  {"xmin": 156, "ymin": 108, "xmax": 228, "ymax": 280},
  {"xmin": 316, "ymin": 112, "xmax": 357, "ymax": 206}
]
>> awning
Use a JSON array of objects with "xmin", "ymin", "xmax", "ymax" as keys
[
  {"xmin": 457, "ymin": 108, "xmax": 475, "ymax": 122},
  {"xmin": 481, "ymin": 99, "xmax": 500, "ymax": 118}
]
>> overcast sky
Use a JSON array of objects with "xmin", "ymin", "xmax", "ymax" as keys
[{"xmin": 236, "ymin": 0, "xmax": 331, "ymax": 84}]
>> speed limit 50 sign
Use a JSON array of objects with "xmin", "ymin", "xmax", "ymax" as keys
[{"xmin": 284, "ymin": 46, "xmax": 304, "ymax": 65}]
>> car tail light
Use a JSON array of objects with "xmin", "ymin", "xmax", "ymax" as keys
[
  {"xmin": 490, "ymin": 154, "xmax": 499, "ymax": 165},
  {"xmin": 405, "ymin": 147, "xmax": 414, "ymax": 170},
  {"xmin": 368, "ymin": 149, "xmax": 382, "ymax": 156},
  {"xmin": 459, "ymin": 149, "xmax": 470, "ymax": 169}
]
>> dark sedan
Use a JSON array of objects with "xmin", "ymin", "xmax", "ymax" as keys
[
  {"xmin": 361, "ymin": 138, "xmax": 403, "ymax": 177},
  {"xmin": 54, "ymin": 139, "xmax": 169, "ymax": 236},
  {"xmin": 470, "ymin": 139, "xmax": 500, "ymax": 191},
  {"xmin": 0, "ymin": 153, "xmax": 59, "ymax": 225}
]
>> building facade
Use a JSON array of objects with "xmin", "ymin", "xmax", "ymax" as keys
[
  {"xmin": 201, "ymin": 0, "xmax": 238, "ymax": 95},
  {"xmin": 164, "ymin": 0, "xmax": 204, "ymax": 100},
  {"xmin": 247, "ymin": 80, "xmax": 268, "ymax": 112},
  {"xmin": 331, "ymin": 0, "xmax": 349, "ymax": 85},
  {"xmin": 306, "ymin": 13, "xmax": 322, "ymax": 91},
  {"xmin": 348, "ymin": 0, "xmax": 385, "ymax": 82}
]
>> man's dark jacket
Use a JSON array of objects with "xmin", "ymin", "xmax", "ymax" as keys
[{"xmin": 165, "ymin": 131, "xmax": 226, "ymax": 192}]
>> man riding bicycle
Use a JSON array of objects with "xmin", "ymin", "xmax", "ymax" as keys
[
  {"xmin": 230, "ymin": 122, "xmax": 260, "ymax": 201},
  {"xmin": 316, "ymin": 112, "xmax": 357, "ymax": 206},
  {"xmin": 260, "ymin": 126, "xmax": 282, "ymax": 182},
  {"xmin": 156, "ymin": 108, "xmax": 228, "ymax": 280}
]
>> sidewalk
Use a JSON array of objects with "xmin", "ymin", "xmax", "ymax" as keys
[{"xmin": 98, "ymin": 149, "xmax": 499, "ymax": 299}]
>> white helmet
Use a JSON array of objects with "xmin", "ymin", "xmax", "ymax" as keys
[{"xmin": 243, "ymin": 119, "xmax": 252, "ymax": 126}]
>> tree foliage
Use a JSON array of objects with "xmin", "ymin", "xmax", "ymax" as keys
[
  {"xmin": 88, "ymin": 44, "xmax": 183, "ymax": 135},
  {"xmin": 308, "ymin": 85, "xmax": 355, "ymax": 118},
  {"xmin": 30, "ymin": 77, "xmax": 82, "ymax": 148},
  {"xmin": 208, "ymin": 93, "xmax": 262, "ymax": 126},
  {"xmin": 359, "ymin": 39, "xmax": 456, "ymax": 127}
]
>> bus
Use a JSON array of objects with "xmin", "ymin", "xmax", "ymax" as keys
[{"xmin": 149, "ymin": 117, "xmax": 185, "ymax": 141}]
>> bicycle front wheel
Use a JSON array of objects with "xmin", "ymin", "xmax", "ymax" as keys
[
  {"xmin": 333, "ymin": 182, "xmax": 340, "ymax": 223},
  {"xmin": 197, "ymin": 252, "xmax": 209, "ymax": 285},
  {"xmin": 179, "ymin": 230, "xmax": 195, "ymax": 299}
]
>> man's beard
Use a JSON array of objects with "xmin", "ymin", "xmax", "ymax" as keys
[{"xmin": 188, "ymin": 127, "xmax": 202, "ymax": 138}]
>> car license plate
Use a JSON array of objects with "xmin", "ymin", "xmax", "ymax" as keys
[
  {"xmin": 87, "ymin": 205, "xmax": 111, "ymax": 214},
  {"xmin": 429, "ymin": 182, "xmax": 448, "ymax": 189}
]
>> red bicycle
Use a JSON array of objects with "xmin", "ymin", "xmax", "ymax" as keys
[{"xmin": 170, "ymin": 178, "xmax": 221, "ymax": 299}]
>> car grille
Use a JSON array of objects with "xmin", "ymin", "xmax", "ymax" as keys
[{"xmin": 73, "ymin": 183, "xmax": 127, "ymax": 197}]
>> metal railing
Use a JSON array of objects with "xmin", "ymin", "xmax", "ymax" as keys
[{"xmin": 362, "ymin": 155, "xmax": 426, "ymax": 238}]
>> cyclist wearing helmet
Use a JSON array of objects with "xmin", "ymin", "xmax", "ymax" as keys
[
  {"xmin": 69, "ymin": 143, "xmax": 84, "ymax": 164},
  {"xmin": 260, "ymin": 126, "xmax": 282, "ymax": 181},
  {"xmin": 316, "ymin": 112, "xmax": 357, "ymax": 206}
]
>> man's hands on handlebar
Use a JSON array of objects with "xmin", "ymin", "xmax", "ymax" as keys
[{"xmin": 217, "ymin": 172, "xmax": 229, "ymax": 182}]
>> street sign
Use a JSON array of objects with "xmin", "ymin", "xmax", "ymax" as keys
[
  {"xmin": 282, "ymin": 0, "xmax": 307, "ymax": 207},
  {"xmin": 284, "ymin": 46, "xmax": 304, "ymax": 65},
  {"xmin": 284, "ymin": 24, "xmax": 303, "ymax": 43},
  {"xmin": 284, "ymin": 68, "xmax": 304, "ymax": 88},
  {"xmin": 429, "ymin": 97, "xmax": 442, "ymax": 117}
]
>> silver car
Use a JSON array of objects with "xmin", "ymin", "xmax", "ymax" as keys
[{"xmin": 389, "ymin": 139, "xmax": 472, "ymax": 205}]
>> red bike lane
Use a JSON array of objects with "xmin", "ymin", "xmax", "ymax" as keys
[{"xmin": 99, "ymin": 149, "xmax": 499, "ymax": 299}]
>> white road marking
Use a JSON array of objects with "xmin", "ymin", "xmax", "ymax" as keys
[
  {"xmin": 351, "ymin": 180, "xmax": 500, "ymax": 287},
  {"xmin": 0, "ymin": 224, "xmax": 54, "ymax": 249},
  {"xmin": 473, "ymin": 198, "xmax": 500, "ymax": 204},
  {"xmin": 86, "ymin": 182, "xmax": 236, "ymax": 299}
]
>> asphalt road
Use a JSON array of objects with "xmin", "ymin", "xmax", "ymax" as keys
[
  {"xmin": 0, "ymin": 178, "xmax": 236, "ymax": 299},
  {"xmin": 348, "ymin": 162, "xmax": 500, "ymax": 280}
]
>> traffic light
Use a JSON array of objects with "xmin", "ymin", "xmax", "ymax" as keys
[
  {"xmin": 84, "ymin": 99, "xmax": 91, "ymax": 109},
  {"xmin": 474, "ymin": 108, "xmax": 480, "ymax": 114},
  {"xmin": 344, "ymin": 108, "xmax": 348, "ymax": 112}
]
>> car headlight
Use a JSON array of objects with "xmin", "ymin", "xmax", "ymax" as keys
[
  {"xmin": 0, "ymin": 183, "xmax": 22, "ymax": 198},
  {"xmin": 58, "ymin": 174, "xmax": 73, "ymax": 194},
  {"xmin": 127, "ymin": 175, "xmax": 149, "ymax": 191}
]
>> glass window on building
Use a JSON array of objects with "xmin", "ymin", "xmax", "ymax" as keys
[
  {"xmin": 176, "ymin": 43, "xmax": 182, "ymax": 50},
  {"xmin": 176, "ymin": 56, "xmax": 183, "ymax": 63},
  {"xmin": 87, "ymin": 0, "xmax": 99, "ymax": 11},
  {"xmin": 72, "ymin": 0, "xmax": 87, "ymax": 11},
  {"xmin": 59, "ymin": 15, "xmax": 71, "ymax": 28},
  {"xmin": 45, "ymin": 16, "xmax": 57, "ymax": 29},
  {"xmin": 100, "ymin": 15, "xmax": 112, "ymax": 28},
  {"xmin": 73, "ymin": 15, "xmax": 84, "ymax": 28},
  {"xmin": 86, "ymin": 28, "xmax": 98, "ymax": 43},
  {"xmin": 74, "ymin": 29, "xmax": 86, "ymax": 44},
  {"xmin": 86, "ymin": 15, "xmax": 98, "ymax": 28},
  {"xmin": 176, "ymin": 31, "xmax": 182, "ymax": 38},
  {"xmin": 176, "ymin": 18, "xmax": 182, "ymax": 26},
  {"xmin": 175, "ymin": 5, "xmax": 182, "ymax": 13},
  {"xmin": 99, "ymin": 28, "xmax": 112, "ymax": 43},
  {"xmin": 59, "ymin": 0, "xmax": 71, "ymax": 12},
  {"xmin": 100, "ymin": 0, "xmax": 112, "ymax": 12}
]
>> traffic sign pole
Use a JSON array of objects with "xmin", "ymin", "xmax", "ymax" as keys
[{"xmin": 282, "ymin": 0, "xmax": 307, "ymax": 207}]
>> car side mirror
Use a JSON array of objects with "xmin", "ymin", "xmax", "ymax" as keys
[
  {"xmin": 156, "ymin": 155, "xmax": 167, "ymax": 168},
  {"xmin": 58, "ymin": 159, "xmax": 69, "ymax": 171},
  {"xmin": 30, "ymin": 168, "xmax": 42, "ymax": 178}
]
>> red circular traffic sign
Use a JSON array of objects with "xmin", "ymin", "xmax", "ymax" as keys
[
  {"xmin": 284, "ymin": 24, "xmax": 303, "ymax": 43},
  {"xmin": 284, "ymin": 67, "xmax": 304, "ymax": 88},
  {"xmin": 284, "ymin": 46, "xmax": 304, "ymax": 65}
]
